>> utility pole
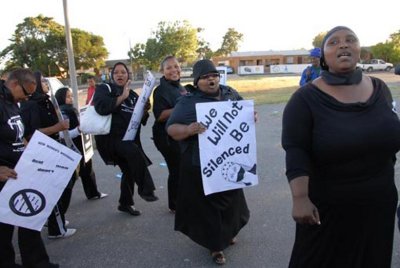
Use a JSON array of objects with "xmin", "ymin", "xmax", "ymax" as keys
[{"xmin": 62, "ymin": 0, "xmax": 79, "ymax": 110}]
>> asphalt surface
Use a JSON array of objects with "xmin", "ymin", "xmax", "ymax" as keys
[{"xmin": 13, "ymin": 72, "xmax": 400, "ymax": 267}]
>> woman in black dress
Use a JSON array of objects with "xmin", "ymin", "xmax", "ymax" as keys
[
  {"xmin": 152, "ymin": 56, "xmax": 187, "ymax": 212},
  {"xmin": 167, "ymin": 59, "xmax": 250, "ymax": 265},
  {"xmin": 55, "ymin": 86, "xmax": 108, "ymax": 200},
  {"xmin": 282, "ymin": 26, "xmax": 400, "ymax": 268},
  {"xmin": 93, "ymin": 62, "xmax": 158, "ymax": 216},
  {"xmin": 20, "ymin": 71, "xmax": 76, "ymax": 239}
]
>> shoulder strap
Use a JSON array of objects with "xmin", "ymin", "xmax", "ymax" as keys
[{"xmin": 88, "ymin": 83, "xmax": 111, "ymax": 105}]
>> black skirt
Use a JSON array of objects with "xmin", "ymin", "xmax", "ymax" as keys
[
  {"xmin": 175, "ymin": 147, "xmax": 250, "ymax": 251},
  {"xmin": 289, "ymin": 200, "xmax": 397, "ymax": 268}
]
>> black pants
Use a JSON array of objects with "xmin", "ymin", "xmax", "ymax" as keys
[
  {"xmin": 153, "ymin": 133, "xmax": 180, "ymax": 210},
  {"xmin": 79, "ymin": 158, "xmax": 101, "ymax": 199},
  {"xmin": 0, "ymin": 223, "xmax": 50, "ymax": 267},
  {"xmin": 114, "ymin": 140, "xmax": 155, "ymax": 206},
  {"xmin": 47, "ymin": 177, "xmax": 76, "ymax": 236}
]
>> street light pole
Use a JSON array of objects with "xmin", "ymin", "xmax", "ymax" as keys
[{"xmin": 62, "ymin": 0, "xmax": 79, "ymax": 110}]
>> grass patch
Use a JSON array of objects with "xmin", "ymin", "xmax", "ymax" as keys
[
  {"xmin": 389, "ymin": 85, "xmax": 400, "ymax": 99},
  {"xmin": 239, "ymin": 87, "xmax": 298, "ymax": 105},
  {"xmin": 146, "ymin": 75, "xmax": 400, "ymax": 107}
]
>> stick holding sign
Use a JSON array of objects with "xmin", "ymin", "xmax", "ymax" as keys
[{"xmin": 123, "ymin": 71, "xmax": 156, "ymax": 141}]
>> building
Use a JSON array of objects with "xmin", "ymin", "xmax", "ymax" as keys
[{"xmin": 212, "ymin": 49, "xmax": 310, "ymax": 74}]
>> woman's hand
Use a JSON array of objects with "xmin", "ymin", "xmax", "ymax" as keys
[
  {"xmin": 144, "ymin": 100, "xmax": 151, "ymax": 111},
  {"xmin": 0, "ymin": 166, "xmax": 17, "ymax": 182},
  {"xmin": 292, "ymin": 195, "xmax": 320, "ymax": 225},
  {"xmin": 121, "ymin": 79, "xmax": 132, "ymax": 100},
  {"xmin": 289, "ymin": 176, "xmax": 320, "ymax": 225},
  {"xmin": 187, "ymin": 122, "xmax": 206, "ymax": 136},
  {"xmin": 58, "ymin": 119, "xmax": 70, "ymax": 131}
]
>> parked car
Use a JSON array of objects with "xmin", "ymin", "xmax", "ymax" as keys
[
  {"xmin": 180, "ymin": 67, "xmax": 193, "ymax": 78},
  {"xmin": 357, "ymin": 59, "xmax": 393, "ymax": 72},
  {"xmin": 226, "ymin": 66, "xmax": 234, "ymax": 74}
]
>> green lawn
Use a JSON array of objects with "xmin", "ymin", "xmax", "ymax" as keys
[{"xmin": 180, "ymin": 74, "xmax": 400, "ymax": 106}]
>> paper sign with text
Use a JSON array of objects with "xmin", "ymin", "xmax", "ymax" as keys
[
  {"xmin": 196, "ymin": 100, "xmax": 258, "ymax": 195},
  {"xmin": 0, "ymin": 131, "xmax": 81, "ymax": 231},
  {"xmin": 123, "ymin": 71, "xmax": 156, "ymax": 141}
]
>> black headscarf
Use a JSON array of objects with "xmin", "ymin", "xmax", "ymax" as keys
[
  {"xmin": 320, "ymin": 26, "xmax": 362, "ymax": 85},
  {"xmin": 55, "ymin": 86, "xmax": 69, "ymax": 106},
  {"xmin": 55, "ymin": 86, "xmax": 78, "ymax": 117},
  {"xmin": 29, "ymin": 71, "xmax": 49, "ymax": 102},
  {"xmin": 110, "ymin": 62, "xmax": 130, "ymax": 84}
]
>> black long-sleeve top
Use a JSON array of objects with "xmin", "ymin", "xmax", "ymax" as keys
[
  {"xmin": 152, "ymin": 77, "xmax": 186, "ymax": 137},
  {"xmin": 282, "ymin": 77, "xmax": 400, "ymax": 205},
  {"xmin": 93, "ymin": 83, "xmax": 149, "ymax": 165},
  {"xmin": 20, "ymin": 93, "xmax": 59, "ymax": 141},
  {"xmin": 0, "ymin": 81, "xmax": 24, "ymax": 168}
]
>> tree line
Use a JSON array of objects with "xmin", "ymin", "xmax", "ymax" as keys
[
  {"xmin": 0, "ymin": 16, "xmax": 243, "ymax": 77},
  {"xmin": 1, "ymin": 15, "xmax": 399, "ymax": 78}
]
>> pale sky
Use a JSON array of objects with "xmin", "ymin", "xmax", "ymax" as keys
[{"xmin": 1, "ymin": 0, "xmax": 399, "ymax": 61}]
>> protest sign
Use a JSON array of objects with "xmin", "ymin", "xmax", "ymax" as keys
[
  {"xmin": 196, "ymin": 100, "xmax": 258, "ymax": 195},
  {"xmin": 0, "ymin": 131, "xmax": 81, "ymax": 231},
  {"xmin": 123, "ymin": 71, "xmax": 156, "ymax": 141},
  {"xmin": 81, "ymin": 133, "xmax": 94, "ymax": 163}
]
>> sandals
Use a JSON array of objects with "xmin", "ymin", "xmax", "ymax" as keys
[{"xmin": 211, "ymin": 251, "xmax": 226, "ymax": 265}]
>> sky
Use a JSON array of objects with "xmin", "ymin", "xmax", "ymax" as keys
[{"xmin": 1, "ymin": 0, "xmax": 399, "ymax": 61}]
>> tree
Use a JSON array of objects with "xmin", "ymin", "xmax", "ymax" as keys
[
  {"xmin": 196, "ymin": 28, "xmax": 214, "ymax": 59},
  {"xmin": 129, "ymin": 20, "xmax": 199, "ymax": 70},
  {"xmin": 215, "ymin": 28, "xmax": 243, "ymax": 57},
  {"xmin": 370, "ymin": 42, "xmax": 393, "ymax": 62},
  {"xmin": 312, "ymin": 32, "xmax": 327, "ymax": 48},
  {"xmin": 370, "ymin": 30, "xmax": 400, "ymax": 64},
  {"xmin": 0, "ymin": 15, "xmax": 108, "ymax": 76}
]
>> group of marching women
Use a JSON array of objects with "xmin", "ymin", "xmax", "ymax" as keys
[{"xmin": 1, "ymin": 25, "xmax": 400, "ymax": 267}]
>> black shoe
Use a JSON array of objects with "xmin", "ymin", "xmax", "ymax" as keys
[
  {"xmin": 140, "ymin": 194, "xmax": 159, "ymax": 202},
  {"xmin": 118, "ymin": 205, "xmax": 141, "ymax": 216}
]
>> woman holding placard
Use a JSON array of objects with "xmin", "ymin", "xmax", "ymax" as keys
[{"xmin": 167, "ymin": 59, "xmax": 249, "ymax": 265}]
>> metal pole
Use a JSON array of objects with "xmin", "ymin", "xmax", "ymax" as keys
[{"xmin": 62, "ymin": 0, "xmax": 79, "ymax": 110}]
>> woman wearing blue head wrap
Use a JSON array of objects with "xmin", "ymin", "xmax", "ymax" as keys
[
  {"xmin": 299, "ymin": 47, "xmax": 321, "ymax": 86},
  {"xmin": 282, "ymin": 26, "xmax": 400, "ymax": 267}
]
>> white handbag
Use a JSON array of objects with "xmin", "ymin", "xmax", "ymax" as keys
[{"xmin": 79, "ymin": 84, "xmax": 112, "ymax": 135}]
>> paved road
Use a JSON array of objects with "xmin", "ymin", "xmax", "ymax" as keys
[
  {"xmin": 14, "ymin": 72, "xmax": 400, "ymax": 267},
  {"xmin": 25, "ymin": 101, "xmax": 398, "ymax": 268}
]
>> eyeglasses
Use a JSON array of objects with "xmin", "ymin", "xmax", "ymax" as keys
[
  {"xmin": 199, "ymin": 73, "xmax": 220, "ymax": 80},
  {"xmin": 19, "ymin": 82, "xmax": 32, "ymax": 97}
]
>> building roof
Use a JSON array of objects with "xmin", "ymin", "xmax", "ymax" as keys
[{"xmin": 230, "ymin": 49, "xmax": 310, "ymax": 57}]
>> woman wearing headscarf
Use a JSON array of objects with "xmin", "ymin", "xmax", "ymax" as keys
[
  {"xmin": 282, "ymin": 26, "xmax": 400, "ymax": 267},
  {"xmin": 93, "ymin": 62, "xmax": 158, "ymax": 216},
  {"xmin": 152, "ymin": 55, "xmax": 187, "ymax": 213},
  {"xmin": 299, "ymin": 47, "xmax": 321, "ymax": 86},
  {"xmin": 55, "ymin": 87, "xmax": 107, "ymax": 200},
  {"xmin": 166, "ymin": 59, "xmax": 250, "ymax": 265},
  {"xmin": 20, "ymin": 71, "xmax": 76, "ymax": 239}
]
